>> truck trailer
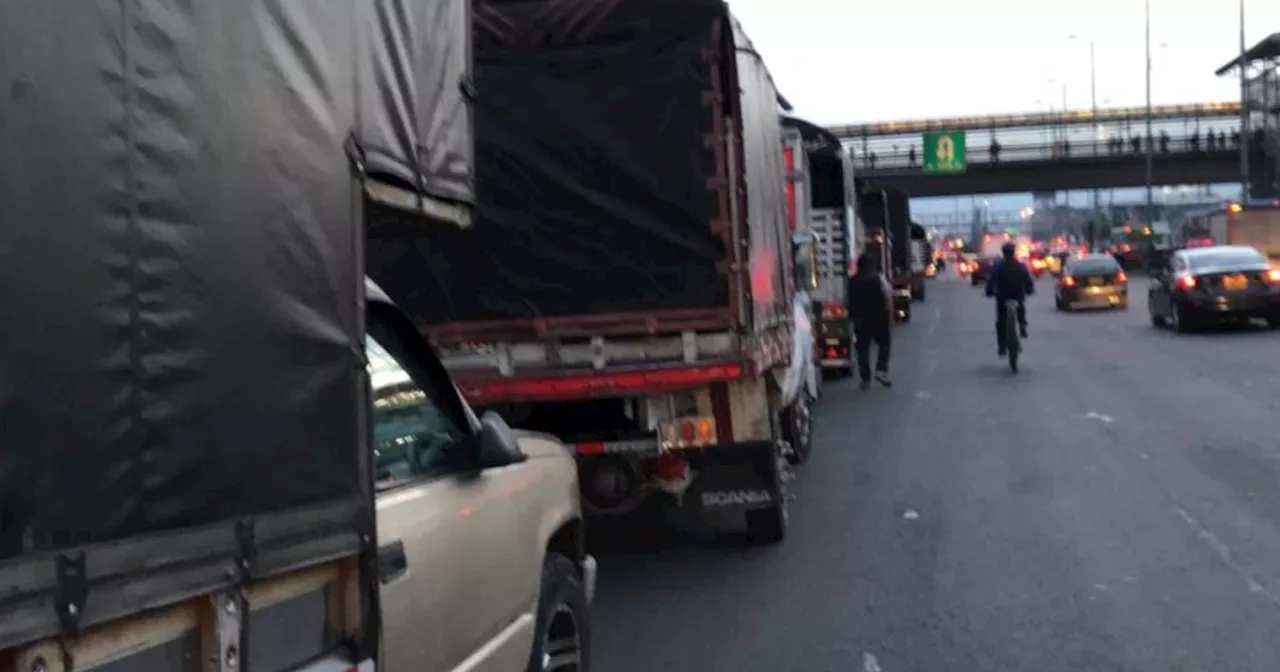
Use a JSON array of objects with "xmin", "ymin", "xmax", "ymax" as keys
[{"xmin": 367, "ymin": 0, "xmax": 816, "ymax": 543}]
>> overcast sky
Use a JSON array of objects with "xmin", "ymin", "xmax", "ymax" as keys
[{"xmin": 729, "ymin": 0, "xmax": 1279, "ymax": 126}]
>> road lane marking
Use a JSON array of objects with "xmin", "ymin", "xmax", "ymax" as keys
[
  {"xmin": 903, "ymin": 509, "xmax": 920, "ymax": 520},
  {"xmin": 1081, "ymin": 411, "xmax": 1114, "ymax": 423},
  {"xmin": 914, "ymin": 391, "xmax": 932, "ymax": 400},
  {"xmin": 862, "ymin": 653, "xmax": 883, "ymax": 672},
  {"xmin": 1173, "ymin": 506, "xmax": 1280, "ymax": 606}
]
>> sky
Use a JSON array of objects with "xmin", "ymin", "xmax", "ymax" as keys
[{"xmin": 727, "ymin": 0, "xmax": 1280, "ymax": 213}]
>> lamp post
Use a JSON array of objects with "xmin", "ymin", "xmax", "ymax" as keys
[
  {"xmin": 1144, "ymin": 0, "xmax": 1154, "ymax": 221},
  {"xmin": 1069, "ymin": 34, "xmax": 1099, "ymax": 211},
  {"xmin": 1238, "ymin": 0, "xmax": 1250, "ymax": 201}
]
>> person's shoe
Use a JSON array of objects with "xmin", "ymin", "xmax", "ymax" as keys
[
  {"xmin": 875, "ymin": 372, "xmax": 892, "ymax": 388},
  {"xmin": 860, "ymin": 379, "xmax": 871, "ymax": 391},
  {"xmin": 1019, "ymin": 323, "xmax": 1029, "ymax": 338}
]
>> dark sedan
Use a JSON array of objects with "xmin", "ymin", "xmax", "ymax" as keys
[
  {"xmin": 1055, "ymin": 254, "xmax": 1128, "ymax": 311},
  {"xmin": 970, "ymin": 255, "xmax": 998, "ymax": 286},
  {"xmin": 1148, "ymin": 245, "xmax": 1280, "ymax": 332}
]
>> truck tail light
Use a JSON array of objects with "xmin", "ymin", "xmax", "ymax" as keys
[{"xmin": 659, "ymin": 416, "xmax": 717, "ymax": 451}]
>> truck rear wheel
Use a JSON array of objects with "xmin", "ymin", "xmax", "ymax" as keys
[{"xmin": 783, "ymin": 393, "xmax": 814, "ymax": 466}]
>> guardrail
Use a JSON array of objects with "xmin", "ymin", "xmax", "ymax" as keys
[{"xmin": 857, "ymin": 132, "xmax": 1255, "ymax": 172}]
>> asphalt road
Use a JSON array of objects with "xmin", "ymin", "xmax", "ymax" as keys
[{"xmin": 589, "ymin": 272, "xmax": 1280, "ymax": 672}]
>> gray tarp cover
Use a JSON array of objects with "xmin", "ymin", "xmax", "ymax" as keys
[{"xmin": 0, "ymin": 0, "xmax": 468, "ymax": 560}]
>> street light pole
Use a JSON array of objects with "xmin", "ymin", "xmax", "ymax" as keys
[
  {"xmin": 1238, "ymin": 0, "xmax": 1250, "ymax": 201},
  {"xmin": 1089, "ymin": 39, "xmax": 1099, "ymax": 214},
  {"xmin": 1144, "ymin": 0, "xmax": 1154, "ymax": 220}
]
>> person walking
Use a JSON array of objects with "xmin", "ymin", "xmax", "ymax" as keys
[{"xmin": 846, "ymin": 254, "xmax": 893, "ymax": 390}]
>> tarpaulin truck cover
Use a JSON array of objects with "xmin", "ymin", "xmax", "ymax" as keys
[
  {"xmin": 368, "ymin": 0, "xmax": 744, "ymax": 325},
  {"xmin": 0, "ymin": 0, "xmax": 470, "ymax": 650}
]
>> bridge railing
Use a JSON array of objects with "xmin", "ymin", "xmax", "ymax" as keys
[{"xmin": 856, "ymin": 130, "xmax": 1261, "ymax": 172}]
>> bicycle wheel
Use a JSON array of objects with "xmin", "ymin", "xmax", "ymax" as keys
[{"xmin": 1005, "ymin": 311, "xmax": 1020, "ymax": 373}]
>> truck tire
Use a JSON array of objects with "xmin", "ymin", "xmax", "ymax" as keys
[
  {"xmin": 527, "ymin": 553, "xmax": 592, "ymax": 672},
  {"xmin": 783, "ymin": 393, "xmax": 814, "ymax": 466}
]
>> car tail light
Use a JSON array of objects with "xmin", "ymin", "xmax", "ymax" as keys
[
  {"xmin": 1178, "ymin": 274, "xmax": 1197, "ymax": 290},
  {"xmin": 1115, "ymin": 271, "xmax": 1128, "ymax": 284},
  {"xmin": 1060, "ymin": 276, "xmax": 1076, "ymax": 287},
  {"xmin": 1265, "ymin": 269, "xmax": 1280, "ymax": 284},
  {"xmin": 660, "ymin": 416, "xmax": 717, "ymax": 451}
]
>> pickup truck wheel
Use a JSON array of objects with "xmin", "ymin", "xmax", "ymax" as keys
[{"xmin": 528, "ymin": 554, "xmax": 592, "ymax": 672}]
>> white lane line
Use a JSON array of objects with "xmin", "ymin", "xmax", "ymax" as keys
[
  {"xmin": 862, "ymin": 653, "xmax": 883, "ymax": 672},
  {"xmin": 914, "ymin": 391, "xmax": 932, "ymax": 400},
  {"xmin": 928, "ymin": 307, "xmax": 942, "ymax": 334},
  {"xmin": 1081, "ymin": 411, "xmax": 1114, "ymax": 423},
  {"xmin": 1173, "ymin": 506, "xmax": 1280, "ymax": 606},
  {"xmin": 903, "ymin": 508, "xmax": 920, "ymax": 520}
]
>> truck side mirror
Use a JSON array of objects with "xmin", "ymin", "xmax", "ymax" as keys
[{"xmin": 475, "ymin": 412, "xmax": 527, "ymax": 469}]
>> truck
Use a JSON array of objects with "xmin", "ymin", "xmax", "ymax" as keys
[
  {"xmin": 367, "ymin": 0, "xmax": 816, "ymax": 542},
  {"xmin": 1180, "ymin": 201, "xmax": 1280, "ymax": 260},
  {"xmin": 907, "ymin": 222, "xmax": 932, "ymax": 301},
  {"xmin": 781, "ymin": 114, "xmax": 859, "ymax": 378},
  {"xmin": 2, "ymin": 1, "xmax": 596, "ymax": 670},
  {"xmin": 858, "ymin": 186, "xmax": 915, "ymax": 322},
  {"xmin": 0, "ymin": 2, "xmax": 397, "ymax": 668}
]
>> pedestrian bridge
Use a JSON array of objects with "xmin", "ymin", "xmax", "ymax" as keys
[{"xmin": 840, "ymin": 103, "xmax": 1255, "ymax": 197}]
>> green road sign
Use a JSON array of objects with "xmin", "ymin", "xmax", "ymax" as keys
[{"xmin": 922, "ymin": 131, "xmax": 967, "ymax": 174}]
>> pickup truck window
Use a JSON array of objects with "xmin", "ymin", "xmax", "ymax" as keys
[{"xmin": 367, "ymin": 329, "xmax": 466, "ymax": 487}]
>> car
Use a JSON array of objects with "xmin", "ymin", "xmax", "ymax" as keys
[
  {"xmin": 1055, "ymin": 254, "xmax": 1129, "ymax": 311},
  {"xmin": 1148, "ymin": 245, "xmax": 1280, "ymax": 332},
  {"xmin": 368, "ymin": 283, "xmax": 596, "ymax": 672},
  {"xmin": 970, "ymin": 255, "xmax": 998, "ymax": 286},
  {"xmin": 1027, "ymin": 252, "xmax": 1048, "ymax": 278},
  {"xmin": 957, "ymin": 253, "xmax": 980, "ymax": 278}
]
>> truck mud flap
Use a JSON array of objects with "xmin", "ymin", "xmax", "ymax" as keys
[{"xmin": 684, "ymin": 441, "xmax": 783, "ymax": 514}]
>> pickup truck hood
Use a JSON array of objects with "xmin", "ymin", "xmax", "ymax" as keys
[{"xmin": 513, "ymin": 429, "xmax": 574, "ymax": 460}]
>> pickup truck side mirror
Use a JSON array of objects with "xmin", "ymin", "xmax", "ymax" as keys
[{"xmin": 476, "ymin": 411, "xmax": 527, "ymax": 469}]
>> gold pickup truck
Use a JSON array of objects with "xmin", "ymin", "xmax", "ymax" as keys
[{"xmin": 367, "ymin": 285, "xmax": 597, "ymax": 672}]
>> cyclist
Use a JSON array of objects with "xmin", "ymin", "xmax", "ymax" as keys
[{"xmin": 985, "ymin": 241, "xmax": 1036, "ymax": 356}]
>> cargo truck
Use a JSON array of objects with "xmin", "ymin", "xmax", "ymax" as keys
[
  {"xmin": 782, "ymin": 114, "xmax": 858, "ymax": 377},
  {"xmin": 368, "ymin": 0, "xmax": 816, "ymax": 542},
  {"xmin": 1182, "ymin": 201, "xmax": 1280, "ymax": 260},
  {"xmin": 859, "ymin": 186, "xmax": 915, "ymax": 322}
]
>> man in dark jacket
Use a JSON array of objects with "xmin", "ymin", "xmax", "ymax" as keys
[
  {"xmin": 985, "ymin": 241, "xmax": 1036, "ymax": 356},
  {"xmin": 846, "ymin": 254, "xmax": 893, "ymax": 390}
]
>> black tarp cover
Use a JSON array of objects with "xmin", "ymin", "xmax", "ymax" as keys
[
  {"xmin": 0, "ymin": 0, "xmax": 462, "ymax": 561},
  {"xmin": 368, "ymin": 0, "xmax": 734, "ymax": 324}
]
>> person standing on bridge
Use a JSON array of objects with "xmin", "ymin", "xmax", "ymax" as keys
[{"xmin": 846, "ymin": 254, "xmax": 893, "ymax": 390}]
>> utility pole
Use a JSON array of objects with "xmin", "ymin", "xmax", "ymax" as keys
[
  {"xmin": 1089, "ymin": 40, "xmax": 1099, "ymax": 214},
  {"xmin": 1238, "ymin": 0, "xmax": 1250, "ymax": 201},
  {"xmin": 1143, "ymin": 0, "xmax": 1154, "ymax": 221}
]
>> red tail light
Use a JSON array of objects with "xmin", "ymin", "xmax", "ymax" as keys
[
  {"xmin": 1265, "ymin": 269, "xmax": 1280, "ymax": 284},
  {"xmin": 1178, "ymin": 274, "xmax": 1197, "ymax": 290},
  {"xmin": 822, "ymin": 302, "xmax": 848, "ymax": 319},
  {"xmin": 1061, "ymin": 276, "xmax": 1076, "ymax": 287},
  {"xmin": 1115, "ymin": 271, "xmax": 1128, "ymax": 283}
]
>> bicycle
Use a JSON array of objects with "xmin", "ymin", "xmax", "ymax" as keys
[{"xmin": 1003, "ymin": 299, "xmax": 1021, "ymax": 373}]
